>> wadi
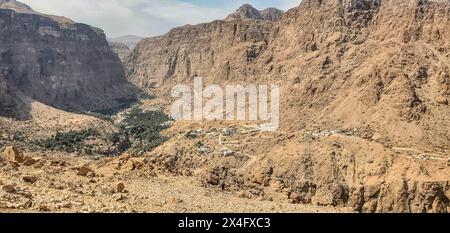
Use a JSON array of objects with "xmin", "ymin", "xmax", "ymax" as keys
[{"xmin": 0, "ymin": 0, "xmax": 449, "ymax": 213}]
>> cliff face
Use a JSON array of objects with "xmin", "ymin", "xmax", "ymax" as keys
[
  {"xmin": 108, "ymin": 35, "xmax": 143, "ymax": 62},
  {"xmin": 0, "ymin": 73, "xmax": 15, "ymax": 117},
  {"xmin": 109, "ymin": 41, "xmax": 131, "ymax": 63},
  {"xmin": 127, "ymin": 0, "xmax": 450, "ymax": 213},
  {"xmin": 127, "ymin": 0, "xmax": 449, "ymax": 148},
  {"xmin": 126, "ymin": 19, "xmax": 274, "ymax": 88},
  {"xmin": 109, "ymin": 35, "xmax": 142, "ymax": 49},
  {"xmin": 0, "ymin": 1, "xmax": 137, "ymax": 116}
]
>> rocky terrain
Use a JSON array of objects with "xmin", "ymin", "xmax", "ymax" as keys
[
  {"xmin": 109, "ymin": 42, "xmax": 131, "ymax": 63},
  {"xmin": 0, "ymin": 145, "xmax": 348, "ymax": 213},
  {"xmin": 126, "ymin": 0, "xmax": 450, "ymax": 213},
  {"xmin": 109, "ymin": 35, "xmax": 142, "ymax": 49},
  {"xmin": 0, "ymin": 0, "xmax": 137, "ymax": 117},
  {"xmin": 0, "ymin": 0, "xmax": 449, "ymax": 213},
  {"xmin": 225, "ymin": 4, "xmax": 284, "ymax": 21},
  {"xmin": 108, "ymin": 35, "xmax": 143, "ymax": 62}
]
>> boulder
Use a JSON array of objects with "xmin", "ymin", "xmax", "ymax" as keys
[
  {"xmin": 39, "ymin": 204, "xmax": 51, "ymax": 212},
  {"xmin": 2, "ymin": 146, "xmax": 24, "ymax": 163},
  {"xmin": 122, "ymin": 158, "xmax": 146, "ymax": 171},
  {"xmin": 2, "ymin": 183, "xmax": 16, "ymax": 193},
  {"xmin": 23, "ymin": 175, "xmax": 37, "ymax": 184},
  {"xmin": 115, "ymin": 182, "xmax": 126, "ymax": 193},
  {"xmin": 123, "ymin": 160, "xmax": 135, "ymax": 171},
  {"xmin": 77, "ymin": 165, "xmax": 96, "ymax": 177},
  {"xmin": 435, "ymin": 96, "xmax": 448, "ymax": 105},
  {"xmin": 22, "ymin": 156, "xmax": 39, "ymax": 166},
  {"xmin": 130, "ymin": 158, "xmax": 146, "ymax": 169}
]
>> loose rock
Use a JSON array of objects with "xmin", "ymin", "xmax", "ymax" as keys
[
  {"xmin": 169, "ymin": 197, "xmax": 184, "ymax": 204},
  {"xmin": 113, "ymin": 193, "xmax": 126, "ymax": 201},
  {"xmin": 123, "ymin": 160, "xmax": 135, "ymax": 171},
  {"xmin": 39, "ymin": 204, "xmax": 51, "ymax": 212},
  {"xmin": 435, "ymin": 96, "xmax": 448, "ymax": 105},
  {"xmin": 77, "ymin": 165, "xmax": 95, "ymax": 177},
  {"xmin": 23, "ymin": 156, "xmax": 39, "ymax": 166},
  {"xmin": 115, "ymin": 182, "xmax": 126, "ymax": 193},
  {"xmin": 3, "ymin": 184, "xmax": 16, "ymax": 193},
  {"xmin": 130, "ymin": 158, "xmax": 145, "ymax": 170},
  {"xmin": 2, "ymin": 146, "xmax": 24, "ymax": 163},
  {"xmin": 23, "ymin": 175, "xmax": 38, "ymax": 184}
]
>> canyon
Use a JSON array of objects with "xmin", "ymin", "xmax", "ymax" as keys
[{"xmin": 0, "ymin": 0, "xmax": 449, "ymax": 213}]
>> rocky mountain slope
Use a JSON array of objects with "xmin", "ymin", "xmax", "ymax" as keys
[
  {"xmin": 225, "ymin": 4, "xmax": 284, "ymax": 21},
  {"xmin": 126, "ymin": 11, "xmax": 274, "ymax": 88},
  {"xmin": 0, "ymin": 0, "xmax": 137, "ymax": 118},
  {"xmin": 108, "ymin": 42, "xmax": 131, "ymax": 63},
  {"xmin": 126, "ymin": 0, "xmax": 450, "ymax": 213},
  {"xmin": 109, "ymin": 35, "xmax": 142, "ymax": 49}
]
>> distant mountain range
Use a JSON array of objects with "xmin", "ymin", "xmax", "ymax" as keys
[{"xmin": 108, "ymin": 35, "xmax": 143, "ymax": 49}]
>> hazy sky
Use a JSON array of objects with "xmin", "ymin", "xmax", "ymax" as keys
[{"xmin": 20, "ymin": 0, "xmax": 300, "ymax": 38}]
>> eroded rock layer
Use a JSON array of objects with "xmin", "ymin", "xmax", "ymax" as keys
[{"xmin": 0, "ymin": 1, "xmax": 136, "ymax": 116}]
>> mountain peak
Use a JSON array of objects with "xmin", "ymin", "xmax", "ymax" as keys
[
  {"xmin": 0, "ymin": 0, "xmax": 74, "ymax": 25},
  {"xmin": 239, "ymin": 3, "xmax": 256, "ymax": 9},
  {"xmin": 225, "ymin": 4, "xmax": 284, "ymax": 21},
  {"xmin": 0, "ymin": 0, "xmax": 35, "ymax": 14}
]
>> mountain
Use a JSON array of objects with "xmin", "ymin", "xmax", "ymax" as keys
[
  {"xmin": 0, "ymin": 0, "xmax": 34, "ymax": 13},
  {"xmin": 108, "ymin": 42, "xmax": 131, "ymax": 62},
  {"xmin": 108, "ymin": 35, "xmax": 142, "ymax": 62},
  {"xmin": 0, "ymin": 0, "xmax": 73, "ymax": 24},
  {"xmin": 109, "ymin": 35, "xmax": 142, "ymax": 49},
  {"xmin": 126, "ymin": 0, "xmax": 450, "ymax": 213},
  {"xmin": 0, "ymin": 0, "xmax": 137, "ymax": 117},
  {"xmin": 225, "ymin": 4, "xmax": 284, "ymax": 21}
]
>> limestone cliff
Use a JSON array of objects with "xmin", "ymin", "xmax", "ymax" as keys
[
  {"xmin": 0, "ymin": 0, "xmax": 137, "ymax": 117},
  {"xmin": 126, "ymin": 18, "xmax": 274, "ymax": 88}
]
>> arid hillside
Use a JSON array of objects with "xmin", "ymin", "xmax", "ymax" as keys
[
  {"xmin": 126, "ymin": 0, "xmax": 450, "ymax": 213},
  {"xmin": 0, "ymin": 0, "xmax": 448, "ymax": 213}
]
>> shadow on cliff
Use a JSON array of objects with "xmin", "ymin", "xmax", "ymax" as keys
[
  {"xmin": 0, "ymin": 93, "xmax": 32, "ymax": 120},
  {"xmin": 0, "ymin": 82, "xmax": 143, "ymax": 122}
]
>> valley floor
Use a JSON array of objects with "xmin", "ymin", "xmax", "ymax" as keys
[
  {"xmin": 0, "ymin": 99, "xmax": 448, "ymax": 213},
  {"xmin": 0, "ymin": 151, "xmax": 348, "ymax": 213}
]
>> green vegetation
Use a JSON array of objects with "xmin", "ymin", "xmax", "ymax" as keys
[
  {"xmin": 114, "ymin": 108, "xmax": 172, "ymax": 153},
  {"xmin": 91, "ymin": 97, "xmax": 138, "ymax": 116},
  {"xmin": 34, "ymin": 107, "xmax": 172, "ymax": 155},
  {"xmin": 34, "ymin": 128, "xmax": 98, "ymax": 153},
  {"xmin": 195, "ymin": 141, "xmax": 204, "ymax": 148}
]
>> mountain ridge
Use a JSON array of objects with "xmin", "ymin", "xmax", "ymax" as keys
[{"xmin": 225, "ymin": 4, "xmax": 284, "ymax": 21}]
